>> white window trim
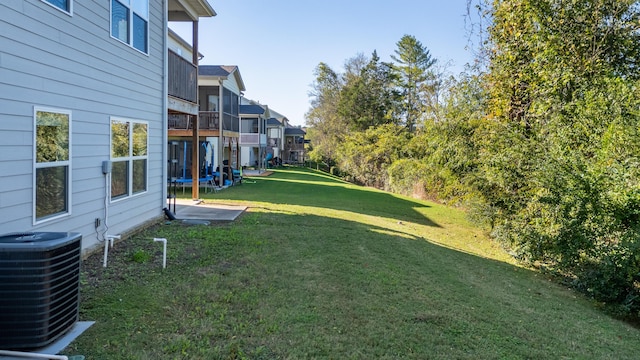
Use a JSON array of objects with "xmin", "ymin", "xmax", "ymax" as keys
[
  {"xmin": 40, "ymin": 0, "xmax": 73, "ymax": 16},
  {"xmin": 33, "ymin": 106, "xmax": 72, "ymax": 225},
  {"xmin": 109, "ymin": 117, "xmax": 149, "ymax": 203},
  {"xmin": 109, "ymin": 0, "xmax": 150, "ymax": 56}
]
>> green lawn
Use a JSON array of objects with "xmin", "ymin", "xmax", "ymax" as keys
[{"xmin": 66, "ymin": 167, "xmax": 640, "ymax": 359}]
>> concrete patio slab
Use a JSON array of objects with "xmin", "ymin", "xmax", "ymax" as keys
[
  {"xmin": 0, "ymin": 321, "xmax": 94, "ymax": 359},
  {"xmin": 174, "ymin": 199, "xmax": 246, "ymax": 222}
]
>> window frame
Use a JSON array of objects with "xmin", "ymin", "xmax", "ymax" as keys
[
  {"xmin": 40, "ymin": 0, "xmax": 73, "ymax": 16},
  {"xmin": 241, "ymin": 118, "xmax": 259, "ymax": 134},
  {"xmin": 33, "ymin": 106, "xmax": 72, "ymax": 225},
  {"xmin": 110, "ymin": 0, "xmax": 149, "ymax": 55},
  {"xmin": 110, "ymin": 117, "xmax": 149, "ymax": 202}
]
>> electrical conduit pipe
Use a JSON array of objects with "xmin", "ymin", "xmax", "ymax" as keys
[{"xmin": 103, "ymin": 234, "xmax": 121, "ymax": 267}]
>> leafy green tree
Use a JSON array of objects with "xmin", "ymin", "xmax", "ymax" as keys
[
  {"xmin": 337, "ymin": 51, "xmax": 401, "ymax": 131},
  {"xmin": 391, "ymin": 35, "xmax": 437, "ymax": 130},
  {"xmin": 388, "ymin": 71, "xmax": 485, "ymax": 204},
  {"xmin": 305, "ymin": 62, "xmax": 346, "ymax": 168},
  {"xmin": 473, "ymin": 0, "xmax": 640, "ymax": 315},
  {"xmin": 337, "ymin": 123, "xmax": 410, "ymax": 189}
]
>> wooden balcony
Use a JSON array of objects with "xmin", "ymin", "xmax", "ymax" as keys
[
  {"xmin": 240, "ymin": 133, "xmax": 267, "ymax": 146},
  {"xmin": 285, "ymin": 143, "xmax": 305, "ymax": 151},
  {"xmin": 168, "ymin": 112, "xmax": 242, "ymax": 138},
  {"xmin": 168, "ymin": 49, "xmax": 197, "ymax": 103},
  {"xmin": 200, "ymin": 111, "xmax": 220, "ymax": 130}
]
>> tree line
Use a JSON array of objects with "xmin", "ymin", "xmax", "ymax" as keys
[{"xmin": 305, "ymin": 0, "xmax": 640, "ymax": 319}]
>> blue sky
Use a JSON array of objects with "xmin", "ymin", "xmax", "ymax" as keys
[{"xmin": 170, "ymin": 1, "xmax": 478, "ymax": 126}]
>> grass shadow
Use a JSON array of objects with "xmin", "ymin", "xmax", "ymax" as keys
[
  {"xmin": 202, "ymin": 167, "xmax": 441, "ymax": 228},
  {"xmin": 70, "ymin": 207, "xmax": 640, "ymax": 359}
]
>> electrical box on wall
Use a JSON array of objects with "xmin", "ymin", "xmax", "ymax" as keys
[{"xmin": 102, "ymin": 160, "xmax": 111, "ymax": 174}]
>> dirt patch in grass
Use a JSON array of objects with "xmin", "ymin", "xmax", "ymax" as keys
[{"xmin": 80, "ymin": 221, "xmax": 228, "ymax": 290}]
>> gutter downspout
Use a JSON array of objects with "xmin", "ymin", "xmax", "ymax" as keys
[
  {"xmin": 218, "ymin": 79, "xmax": 224, "ymax": 187},
  {"xmin": 191, "ymin": 20, "xmax": 200, "ymax": 200},
  {"xmin": 162, "ymin": 0, "xmax": 168, "ymax": 212}
]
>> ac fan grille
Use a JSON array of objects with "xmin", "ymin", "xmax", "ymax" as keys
[{"xmin": 0, "ymin": 232, "xmax": 82, "ymax": 349}]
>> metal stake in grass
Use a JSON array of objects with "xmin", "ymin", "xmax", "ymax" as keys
[{"xmin": 153, "ymin": 238, "xmax": 167, "ymax": 269}]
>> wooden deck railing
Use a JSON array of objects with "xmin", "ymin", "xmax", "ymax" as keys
[
  {"xmin": 168, "ymin": 113, "xmax": 222, "ymax": 131},
  {"xmin": 168, "ymin": 113, "xmax": 220, "ymax": 131},
  {"xmin": 199, "ymin": 112, "xmax": 220, "ymax": 130},
  {"xmin": 285, "ymin": 143, "xmax": 305, "ymax": 151},
  {"xmin": 168, "ymin": 50, "xmax": 197, "ymax": 103},
  {"xmin": 168, "ymin": 114, "xmax": 191, "ymax": 129}
]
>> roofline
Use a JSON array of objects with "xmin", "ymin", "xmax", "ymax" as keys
[
  {"xmin": 228, "ymin": 67, "xmax": 246, "ymax": 92},
  {"xmin": 168, "ymin": 0, "xmax": 216, "ymax": 21},
  {"xmin": 199, "ymin": 66, "xmax": 246, "ymax": 92},
  {"xmin": 190, "ymin": 0, "xmax": 216, "ymax": 17}
]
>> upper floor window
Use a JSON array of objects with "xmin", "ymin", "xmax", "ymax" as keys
[
  {"xmin": 241, "ymin": 118, "xmax": 259, "ymax": 133},
  {"xmin": 34, "ymin": 107, "xmax": 71, "ymax": 223},
  {"xmin": 41, "ymin": 0, "xmax": 72, "ymax": 14},
  {"xmin": 222, "ymin": 89, "xmax": 239, "ymax": 115},
  {"xmin": 111, "ymin": 119, "xmax": 148, "ymax": 200},
  {"xmin": 111, "ymin": 0, "xmax": 149, "ymax": 54}
]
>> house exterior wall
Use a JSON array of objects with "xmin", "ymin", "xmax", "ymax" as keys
[
  {"xmin": 267, "ymin": 125, "xmax": 284, "ymax": 157},
  {"xmin": 205, "ymin": 136, "xmax": 220, "ymax": 169},
  {"xmin": 0, "ymin": 0, "xmax": 166, "ymax": 255},
  {"xmin": 224, "ymin": 75, "xmax": 240, "ymax": 95},
  {"xmin": 240, "ymin": 147, "xmax": 252, "ymax": 167},
  {"xmin": 223, "ymin": 79, "xmax": 241, "ymax": 96},
  {"xmin": 168, "ymin": 30, "xmax": 193, "ymax": 61}
]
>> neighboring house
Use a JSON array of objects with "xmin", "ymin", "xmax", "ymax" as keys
[
  {"xmin": 239, "ymin": 104, "xmax": 268, "ymax": 168},
  {"xmin": 284, "ymin": 126, "xmax": 307, "ymax": 165},
  {"xmin": 167, "ymin": 65, "xmax": 245, "ymax": 187},
  {"xmin": 198, "ymin": 65, "xmax": 245, "ymax": 184},
  {"xmin": 166, "ymin": 29, "xmax": 245, "ymax": 188},
  {"xmin": 266, "ymin": 117, "xmax": 285, "ymax": 161},
  {"xmin": 248, "ymin": 104, "xmax": 304, "ymax": 166},
  {"xmin": 0, "ymin": 0, "xmax": 215, "ymax": 255},
  {"xmin": 264, "ymin": 107, "xmax": 288, "ymax": 163},
  {"xmin": 266, "ymin": 106, "xmax": 307, "ymax": 165}
]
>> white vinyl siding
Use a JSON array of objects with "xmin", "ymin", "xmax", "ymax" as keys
[{"xmin": 0, "ymin": 1, "xmax": 164, "ymax": 255}]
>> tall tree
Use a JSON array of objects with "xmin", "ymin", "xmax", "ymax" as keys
[
  {"xmin": 338, "ymin": 51, "xmax": 400, "ymax": 131},
  {"xmin": 305, "ymin": 62, "xmax": 345, "ymax": 168},
  {"xmin": 391, "ymin": 35, "xmax": 437, "ymax": 130}
]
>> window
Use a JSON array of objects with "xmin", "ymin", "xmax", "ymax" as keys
[
  {"xmin": 111, "ymin": 0, "xmax": 148, "ymax": 53},
  {"xmin": 223, "ymin": 89, "xmax": 231, "ymax": 114},
  {"xmin": 41, "ymin": 0, "xmax": 72, "ymax": 14},
  {"xmin": 222, "ymin": 89, "xmax": 240, "ymax": 115},
  {"xmin": 241, "ymin": 118, "xmax": 258, "ymax": 133},
  {"xmin": 231, "ymin": 93, "xmax": 239, "ymax": 116},
  {"xmin": 207, "ymin": 95, "xmax": 218, "ymax": 111},
  {"xmin": 111, "ymin": 119, "xmax": 148, "ymax": 200},
  {"xmin": 34, "ymin": 107, "xmax": 71, "ymax": 223}
]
